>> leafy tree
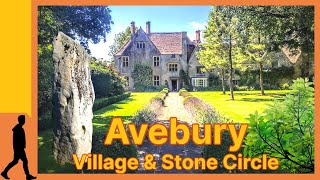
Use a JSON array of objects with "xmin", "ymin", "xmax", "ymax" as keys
[
  {"xmin": 244, "ymin": 78, "xmax": 314, "ymax": 173},
  {"xmin": 237, "ymin": 24, "xmax": 271, "ymax": 96},
  {"xmin": 239, "ymin": 6, "xmax": 314, "ymax": 78},
  {"xmin": 198, "ymin": 7, "xmax": 243, "ymax": 100},
  {"xmin": 38, "ymin": 6, "xmax": 113, "ymax": 131},
  {"xmin": 39, "ymin": 6, "xmax": 113, "ymax": 51},
  {"xmin": 197, "ymin": 10, "xmax": 228, "ymax": 94},
  {"xmin": 179, "ymin": 69, "xmax": 191, "ymax": 91},
  {"xmin": 108, "ymin": 26, "xmax": 137, "ymax": 62},
  {"xmin": 91, "ymin": 60, "xmax": 126, "ymax": 98}
]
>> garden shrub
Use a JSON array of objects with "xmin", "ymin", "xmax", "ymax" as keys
[
  {"xmin": 281, "ymin": 83, "xmax": 290, "ymax": 90},
  {"xmin": 193, "ymin": 86, "xmax": 223, "ymax": 91},
  {"xmin": 179, "ymin": 88, "xmax": 192, "ymax": 97},
  {"xmin": 91, "ymin": 62, "xmax": 126, "ymax": 98},
  {"xmin": 92, "ymin": 73, "xmax": 113, "ymax": 97},
  {"xmin": 132, "ymin": 88, "xmax": 168, "ymax": 125},
  {"xmin": 131, "ymin": 108, "xmax": 157, "ymax": 126},
  {"xmin": 93, "ymin": 92, "xmax": 131, "ymax": 111},
  {"xmin": 133, "ymin": 83, "xmax": 145, "ymax": 92},
  {"xmin": 243, "ymin": 78, "xmax": 314, "ymax": 173}
]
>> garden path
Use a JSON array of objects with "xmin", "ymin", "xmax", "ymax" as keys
[
  {"xmin": 136, "ymin": 92, "xmax": 204, "ymax": 173},
  {"xmin": 156, "ymin": 92, "xmax": 194, "ymax": 123}
]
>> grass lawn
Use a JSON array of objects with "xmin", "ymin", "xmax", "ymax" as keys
[
  {"xmin": 38, "ymin": 92, "xmax": 157, "ymax": 173},
  {"xmin": 191, "ymin": 90, "xmax": 290, "ymax": 123}
]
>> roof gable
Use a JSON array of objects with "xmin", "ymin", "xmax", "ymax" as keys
[
  {"xmin": 148, "ymin": 32, "xmax": 183, "ymax": 54},
  {"xmin": 115, "ymin": 28, "xmax": 160, "ymax": 56}
]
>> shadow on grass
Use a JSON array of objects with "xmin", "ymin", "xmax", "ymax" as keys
[
  {"xmin": 38, "ymin": 131, "xmax": 77, "ymax": 173},
  {"xmin": 93, "ymin": 116, "xmax": 133, "ymax": 132}
]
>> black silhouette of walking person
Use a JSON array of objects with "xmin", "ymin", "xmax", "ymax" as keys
[{"xmin": 1, "ymin": 115, "xmax": 36, "ymax": 180}]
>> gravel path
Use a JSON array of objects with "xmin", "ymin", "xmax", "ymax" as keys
[{"xmin": 136, "ymin": 92, "xmax": 204, "ymax": 174}]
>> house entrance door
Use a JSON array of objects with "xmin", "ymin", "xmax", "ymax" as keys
[{"xmin": 171, "ymin": 80, "xmax": 177, "ymax": 91}]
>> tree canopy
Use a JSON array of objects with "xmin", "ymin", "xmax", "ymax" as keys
[{"xmin": 38, "ymin": 6, "xmax": 113, "ymax": 131}]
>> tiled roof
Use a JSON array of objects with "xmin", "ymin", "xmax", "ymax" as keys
[
  {"xmin": 148, "ymin": 32, "xmax": 183, "ymax": 54},
  {"xmin": 115, "ymin": 39, "xmax": 132, "ymax": 56}
]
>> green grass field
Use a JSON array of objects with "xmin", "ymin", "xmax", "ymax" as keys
[
  {"xmin": 191, "ymin": 90, "xmax": 290, "ymax": 123},
  {"xmin": 38, "ymin": 92, "xmax": 157, "ymax": 173}
]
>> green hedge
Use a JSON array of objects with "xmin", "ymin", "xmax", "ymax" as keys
[{"xmin": 93, "ymin": 92, "xmax": 131, "ymax": 111}]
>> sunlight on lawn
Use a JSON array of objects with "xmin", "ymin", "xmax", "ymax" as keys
[
  {"xmin": 92, "ymin": 92, "xmax": 157, "ymax": 131},
  {"xmin": 191, "ymin": 90, "xmax": 290, "ymax": 123}
]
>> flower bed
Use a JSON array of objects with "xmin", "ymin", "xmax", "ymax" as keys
[
  {"xmin": 132, "ymin": 88, "xmax": 168, "ymax": 125},
  {"xmin": 179, "ymin": 88, "xmax": 220, "ymax": 124}
]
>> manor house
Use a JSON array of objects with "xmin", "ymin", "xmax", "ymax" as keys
[{"xmin": 114, "ymin": 21, "xmax": 311, "ymax": 91}]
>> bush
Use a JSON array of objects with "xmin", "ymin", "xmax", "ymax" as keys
[
  {"xmin": 93, "ymin": 93, "xmax": 131, "ymax": 111},
  {"xmin": 192, "ymin": 86, "xmax": 223, "ymax": 91},
  {"xmin": 91, "ymin": 63, "xmax": 126, "ymax": 98},
  {"xmin": 132, "ymin": 88, "xmax": 168, "ymax": 125},
  {"xmin": 131, "ymin": 108, "xmax": 157, "ymax": 126},
  {"xmin": 92, "ymin": 73, "xmax": 113, "ymax": 97},
  {"xmin": 244, "ymin": 78, "xmax": 314, "ymax": 173},
  {"xmin": 281, "ymin": 83, "xmax": 290, "ymax": 90},
  {"xmin": 179, "ymin": 88, "xmax": 192, "ymax": 97}
]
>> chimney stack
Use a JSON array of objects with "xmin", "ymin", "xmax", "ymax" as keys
[
  {"xmin": 130, "ymin": 21, "xmax": 135, "ymax": 35},
  {"xmin": 195, "ymin": 30, "xmax": 201, "ymax": 43},
  {"xmin": 146, "ymin": 21, "xmax": 151, "ymax": 34}
]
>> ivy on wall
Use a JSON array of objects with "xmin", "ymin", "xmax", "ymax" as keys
[{"xmin": 132, "ymin": 63, "xmax": 153, "ymax": 87}]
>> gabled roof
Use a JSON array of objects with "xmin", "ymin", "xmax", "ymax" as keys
[
  {"xmin": 115, "ymin": 29, "xmax": 187, "ymax": 56},
  {"xmin": 115, "ymin": 39, "xmax": 131, "ymax": 56},
  {"xmin": 148, "ymin": 32, "xmax": 183, "ymax": 54}
]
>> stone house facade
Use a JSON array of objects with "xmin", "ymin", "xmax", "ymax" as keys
[
  {"xmin": 114, "ymin": 21, "xmax": 204, "ymax": 91},
  {"xmin": 114, "ymin": 21, "xmax": 312, "ymax": 91}
]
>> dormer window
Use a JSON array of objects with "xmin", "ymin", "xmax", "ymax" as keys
[
  {"xmin": 137, "ymin": 42, "xmax": 145, "ymax": 48},
  {"xmin": 171, "ymin": 54, "xmax": 176, "ymax": 58}
]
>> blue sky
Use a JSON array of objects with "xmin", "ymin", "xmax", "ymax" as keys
[{"xmin": 89, "ymin": 6, "xmax": 212, "ymax": 61}]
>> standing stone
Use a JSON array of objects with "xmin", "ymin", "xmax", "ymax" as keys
[{"xmin": 52, "ymin": 32, "xmax": 95, "ymax": 164}]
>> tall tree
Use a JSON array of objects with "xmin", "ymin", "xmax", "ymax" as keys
[
  {"xmin": 239, "ymin": 6, "xmax": 314, "ymax": 78},
  {"xmin": 197, "ymin": 10, "xmax": 228, "ymax": 94},
  {"xmin": 236, "ymin": 10, "xmax": 274, "ymax": 96},
  {"xmin": 198, "ymin": 7, "xmax": 243, "ymax": 100},
  {"xmin": 108, "ymin": 26, "xmax": 137, "ymax": 62},
  {"xmin": 38, "ymin": 6, "xmax": 113, "ymax": 130}
]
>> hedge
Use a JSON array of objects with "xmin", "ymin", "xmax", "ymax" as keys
[{"xmin": 93, "ymin": 92, "xmax": 131, "ymax": 111}]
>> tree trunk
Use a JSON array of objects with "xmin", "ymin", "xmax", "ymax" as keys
[
  {"xmin": 221, "ymin": 69, "xmax": 226, "ymax": 95},
  {"xmin": 229, "ymin": 36, "xmax": 234, "ymax": 100},
  {"xmin": 259, "ymin": 62, "xmax": 265, "ymax": 96}
]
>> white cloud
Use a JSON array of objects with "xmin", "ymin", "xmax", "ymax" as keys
[
  {"xmin": 188, "ymin": 21, "xmax": 206, "ymax": 41},
  {"xmin": 190, "ymin": 21, "xmax": 206, "ymax": 30}
]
